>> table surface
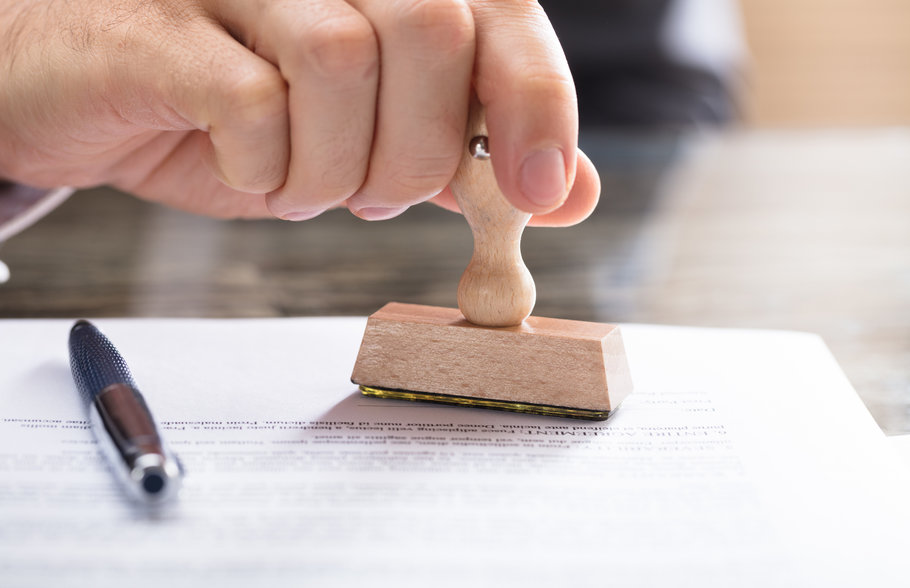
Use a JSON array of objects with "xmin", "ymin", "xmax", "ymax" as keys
[{"xmin": 2, "ymin": 129, "xmax": 909, "ymax": 434}]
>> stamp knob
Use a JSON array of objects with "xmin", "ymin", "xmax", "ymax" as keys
[{"xmin": 449, "ymin": 97, "xmax": 536, "ymax": 327}]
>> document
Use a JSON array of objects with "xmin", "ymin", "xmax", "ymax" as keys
[
  {"xmin": 890, "ymin": 434, "xmax": 910, "ymax": 470},
  {"xmin": 1, "ymin": 318, "xmax": 909, "ymax": 587}
]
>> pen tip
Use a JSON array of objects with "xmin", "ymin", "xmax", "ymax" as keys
[{"xmin": 142, "ymin": 470, "xmax": 167, "ymax": 495}]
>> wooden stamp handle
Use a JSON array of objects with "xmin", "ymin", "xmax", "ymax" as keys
[{"xmin": 449, "ymin": 96, "xmax": 536, "ymax": 327}]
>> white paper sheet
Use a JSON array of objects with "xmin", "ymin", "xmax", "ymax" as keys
[
  {"xmin": 1, "ymin": 318, "xmax": 908, "ymax": 587},
  {"xmin": 890, "ymin": 434, "xmax": 910, "ymax": 471}
]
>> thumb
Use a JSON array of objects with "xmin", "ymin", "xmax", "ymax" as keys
[{"xmin": 470, "ymin": 2, "xmax": 581, "ymax": 215}]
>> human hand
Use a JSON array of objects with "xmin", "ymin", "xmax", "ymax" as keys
[{"xmin": 0, "ymin": 0, "xmax": 599, "ymax": 226}]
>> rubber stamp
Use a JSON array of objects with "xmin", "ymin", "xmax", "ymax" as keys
[{"xmin": 351, "ymin": 98, "xmax": 633, "ymax": 420}]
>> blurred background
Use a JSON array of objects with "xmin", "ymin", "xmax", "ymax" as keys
[
  {"xmin": 2, "ymin": 0, "xmax": 909, "ymax": 432},
  {"xmin": 551, "ymin": 0, "xmax": 910, "ymax": 128}
]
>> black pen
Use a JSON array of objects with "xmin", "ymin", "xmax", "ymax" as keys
[{"xmin": 68, "ymin": 320, "xmax": 183, "ymax": 504}]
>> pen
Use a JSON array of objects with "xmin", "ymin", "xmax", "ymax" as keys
[{"xmin": 68, "ymin": 320, "xmax": 183, "ymax": 504}]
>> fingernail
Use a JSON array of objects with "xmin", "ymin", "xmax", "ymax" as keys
[
  {"xmin": 282, "ymin": 209, "xmax": 325, "ymax": 221},
  {"xmin": 520, "ymin": 148, "xmax": 567, "ymax": 208},
  {"xmin": 354, "ymin": 206, "xmax": 409, "ymax": 221}
]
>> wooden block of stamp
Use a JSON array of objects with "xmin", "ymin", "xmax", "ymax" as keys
[{"xmin": 351, "ymin": 302, "xmax": 633, "ymax": 420}]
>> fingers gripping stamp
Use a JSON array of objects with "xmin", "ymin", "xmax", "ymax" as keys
[{"xmin": 351, "ymin": 98, "xmax": 633, "ymax": 420}]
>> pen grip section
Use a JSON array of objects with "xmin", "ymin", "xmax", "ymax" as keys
[{"xmin": 95, "ymin": 383, "xmax": 165, "ymax": 464}]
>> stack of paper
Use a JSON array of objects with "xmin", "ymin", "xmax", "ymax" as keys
[{"xmin": 1, "ymin": 318, "xmax": 908, "ymax": 587}]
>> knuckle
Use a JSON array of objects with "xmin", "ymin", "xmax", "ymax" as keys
[
  {"xmin": 300, "ymin": 15, "xmax": 378, "ymax": 78},
  {"xmin": 212, "ymin": 150, "xmax": 285, "ymax": 195},
  {"xmin": 279, "ymin": 167, "xmax": 364, "ymax": 212},
  {"xmin": 393, "ymin": 0, "xmax": 474, "ymax": 55},
  {"xmin": 302, "ymin": 141, "xmax": 369, "ymax": 206},
  {"xmin": 303, "ymin": 180, "xmax": 362, "ymax": 210},
  {"xmin": 506, "ymin": 58, "xmax": 576, "ymax": 96},
  {"xmin": 380, "ymin": 153, "xmax": 459, "ymax": 202},
  {"xmin": 316, "ymin": 167, "xmax": 365, "ymax": 205},
  {"xmin": 238, "ymin": 163, "xmax": 286, "ymax": 194},
  {"xmin": 483, "ymin": 66, "xmax": 576, "ymax": 112},
  {"xmin": 517, "ymin": 69, "xmax": 576, "ymax": 95},
  {"xmin": 219, "ymin": 65, "xmax": 287, "ymax": 127},
  {"xmin": 507, "ymin": 0, "xmax": 546, "ymax": 12}
]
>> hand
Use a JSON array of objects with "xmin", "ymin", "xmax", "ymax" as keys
[{"xmin": 0, "ymin": 0, "xmax": 599, "ymax": 226}]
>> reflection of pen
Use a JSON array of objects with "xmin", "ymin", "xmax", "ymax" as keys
[{"xmin": 68, "ymin": 320, "xmax": 183, "ymax": 504}]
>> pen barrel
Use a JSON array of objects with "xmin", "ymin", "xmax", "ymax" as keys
[
  {"xmin": 94, "ymin": 383, "xmax": 166, "ymax": 465},
  {"xmin": 69, "ymin": 320, "xmax": 182, "ymax": 503},
  {"xmin": 69, "ymin": 320, "xmax": 138, "ymax": 404}
]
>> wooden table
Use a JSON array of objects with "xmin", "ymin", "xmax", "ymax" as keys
[{"xmin": 2, "ymin": 129, "xmax": 909, "ymax": 433}]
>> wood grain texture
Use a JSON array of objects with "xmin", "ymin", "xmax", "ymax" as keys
[
  {"xmin": 449, "ymin": 97, "xmax": 535, "ymax": 327},
  {"xmin": 351, "ymin": 302, "xmax": 633, "ymax": 412}
]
